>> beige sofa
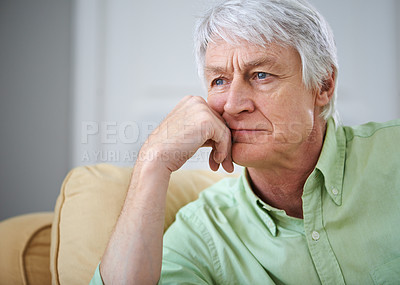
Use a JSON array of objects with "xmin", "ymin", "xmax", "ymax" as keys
[{"xmin": 0, "ymin": 164, "xmax": 230, "ymax": 284}]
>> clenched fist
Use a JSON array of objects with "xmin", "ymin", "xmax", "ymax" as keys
[{"xmin": 138, "ymin": 95, "xmax": 234, "ymax": 174}]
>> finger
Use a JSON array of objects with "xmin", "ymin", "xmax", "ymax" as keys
[
  {"xmin": 212, "ymin": 124, "xmax": 232, "ymax": 164},
  {"xmin": 208, "ymin": 149, "xmax": 220, "ymax": 171},
  {"xmin": 218, "ymin": 129, "xmax": 234, "ymax": 173},
  {"xmin": 221, "ymin": 148, "xmax": 234, "ymax": 173},
  {"xmin": 202, "ymin": 114, "xmax": 232, "ymax": 172},
  {"xmin": 202, "ymin": 139, "xmax": 214, "ymax": 148},
  {"xmin": 209, "ymin": 145, "xmax": 233, "ymax": 173},
  {"xmin": 210, "ymin": 129, "xmax": 233, "ymax": 173}
]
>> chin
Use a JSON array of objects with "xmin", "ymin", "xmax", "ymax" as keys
[
  {"xmin": 231, "ymin": 141, "xmax": 294, "ymax": 169},
  {"xmin": 231, "ymin": 143, "xmax": 267, "ymax": 168}
]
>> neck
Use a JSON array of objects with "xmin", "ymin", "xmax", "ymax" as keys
[{"xmin": 247, "ymin": 121, "xmax": 327, "ymax": 219}]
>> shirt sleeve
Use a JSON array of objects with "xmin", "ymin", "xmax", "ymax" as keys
[
  {"xmin": 89, "ymin": 263, "xmax": 104, "ymax": 285},
  {"xmin": 88, "ymin": 208, "xmax": 219, "ymax": 284},
  {"xmin": 160, "ymin": 209, "xmax": 220, "ymax": 284}
]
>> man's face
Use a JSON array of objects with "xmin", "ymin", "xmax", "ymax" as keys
[{"xmin": 205, "ymin": 40, "xmax": 325, "ymax": 169}]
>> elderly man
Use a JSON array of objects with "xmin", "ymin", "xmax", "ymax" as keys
[{"xmin": 92, "ymin": 0, "xmax": 400, "ymax": 284}]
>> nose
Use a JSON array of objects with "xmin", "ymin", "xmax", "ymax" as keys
[{"xmin": 223, "ymin": 78, "xmax": 255, "ymax": 116}]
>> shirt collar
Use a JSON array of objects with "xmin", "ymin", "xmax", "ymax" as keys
[
  {"xmin": 240, "ymin": 169, "xmax": 278, "ymax": 236},
  {"xmin": 240, "ymin": 170, "xmax": 305, "ymax": 236},
  {"xmin": 237, "ymin": 118, "xmax": 346, "ymax": 235},
  {"xmin": 314, "ymin": 118, "xmax": 346, "ymax": 206}
]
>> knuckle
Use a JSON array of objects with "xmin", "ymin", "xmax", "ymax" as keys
[
  {"xmin": 191, "ymin": 96, "xmax": 206, "ymax": 104},
  {"xmin": 193, "ymin": 95, "xmax": 203, "ymax": 101},
  {"xmin": 183, "ymin": 95, "xmax": 194, "ymax": 101}
]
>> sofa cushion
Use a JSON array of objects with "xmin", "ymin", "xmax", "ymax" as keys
[
  {"xmin": 50, "ymin": 164, "xmax": 227, "ymax": 285},
  {"xmin": 0, "ymin": 212, "xmax": 53, "ymax": 285}
]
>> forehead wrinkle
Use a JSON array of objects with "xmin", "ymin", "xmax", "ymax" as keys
[
  {"xmin": 204, "ymin": 55, "xmax": 279, "ymax": 76},
  {"xmin": 243, "ymin": 56, "xmax": 278, "ymax": 69},
  {"xmin": 204, "ymin": 65, "xmax": 227, "ymax": 75}
]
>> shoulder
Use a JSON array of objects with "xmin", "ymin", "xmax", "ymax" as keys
[
  {"xmin": 176, "ymin": 176, "xmax": 241, "ymax": 221},
  {"xmin": 342, "ymin": 119, "xmax": 400, "ymax": 170},
  {"xmin": 343, "ymin": 119, "xmax": 400, "ymax": 142}
]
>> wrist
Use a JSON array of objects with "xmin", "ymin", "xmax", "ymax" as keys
[
  {"xmin": 137, "ymin": 143, "xmax": 185, "ymax": 174},
  {"xmin": 136, "ymin": 157, "xmax": 172, "ymax": 183},
  {"xmin": 126, "ymin": 148, "xmax": 172, "ymax": 198}
]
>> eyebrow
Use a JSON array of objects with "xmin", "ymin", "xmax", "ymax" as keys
[{"xmin": 204, "ymin": 56, "xmax": 278, "ymax": 74}]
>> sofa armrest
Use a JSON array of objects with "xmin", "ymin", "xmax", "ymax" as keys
[
  {"xmin": 0, "ymin": 212, "xmax": 53, "ymax": 285},
  {"xmin": 50, "ymin": 164, "xmax": 230, "ymax": 285}
]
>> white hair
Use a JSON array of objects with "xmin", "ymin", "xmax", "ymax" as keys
[{"xmin": 194, "ymin": 0, "xmax": 340, "ymax": 123}]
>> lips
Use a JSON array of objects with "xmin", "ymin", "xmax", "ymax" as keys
[
  {"xmin": 230, "ymin": 128, "xmax": 272, "ymax": 143},
  {"xmin": 225, "ymin": 120, "xmax": 273, "ymax": 143}
]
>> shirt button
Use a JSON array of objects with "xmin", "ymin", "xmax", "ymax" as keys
[
  {"xmin": 332, "ymin": 188, "xmax": 339, "ymax": 196},
  {"xmin": 311, "ymin": 231, "xmax": 320, "ymax": 241}
]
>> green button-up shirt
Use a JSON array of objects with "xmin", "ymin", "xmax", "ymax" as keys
[
  {"xmin": 160, "ymin": 119, "xmax": 400, "ymax": 284},
  {"xmin": 91, "ymin": 119, "xmax": 400, "ymax": 284}
]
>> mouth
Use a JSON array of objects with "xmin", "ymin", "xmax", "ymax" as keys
[
  {"xmin": 230, "ymin": 128, "xmax": 269, "ymax": 133},
  {"xmin": 230, "ymin": 128, "xmax": 272, "ymax": 143}
]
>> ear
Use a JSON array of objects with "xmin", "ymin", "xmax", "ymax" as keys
[{"xmin": 315, "ymin": 69, "xmax": 336, "ymax": 107}]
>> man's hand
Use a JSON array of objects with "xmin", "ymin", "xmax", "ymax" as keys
[
  {"xmin": 139, "ymin": 95, "xmax": 234, "ymax": 173},
  {"xmin": 99, "ymin": 96, "xmax": 233, "ymax": 284}
]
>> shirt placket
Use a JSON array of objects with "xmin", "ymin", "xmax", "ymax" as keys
[{"xmin": 302, "ymin": 171, "xmax": 345, "ymax": 285}]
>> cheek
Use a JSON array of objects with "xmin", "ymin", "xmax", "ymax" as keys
[
  {"xmin": 277, "ymin": 87, "xmax": 315, "ymax": 118},
  {"xmin": 207, "ymin": 93, "xmax": 225, "ymax": 114}
]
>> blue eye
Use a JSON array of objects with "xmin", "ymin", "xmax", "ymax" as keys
[
  {"xmin": 215, "ymin": 78, "xmax": 224, "ymax": 86},
  {"xmin": 257, "ymin": 72, "xmax": 268, "ymax": 79}
]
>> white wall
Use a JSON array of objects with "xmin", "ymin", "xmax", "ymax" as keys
[
  {"xmin": 0, "ymin": 0, "xmax": 72, "ymax": 220},
  {"xmin": 309, "ymin": 0, "xmax": 399, "ymax": 124},
  {"xmin": 73, "ymin": 0, "xmax": 400, "ymax": 170},
  {"xmin": 72, "ymin": 0, "xmax": 217, "ymax": 170}
]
